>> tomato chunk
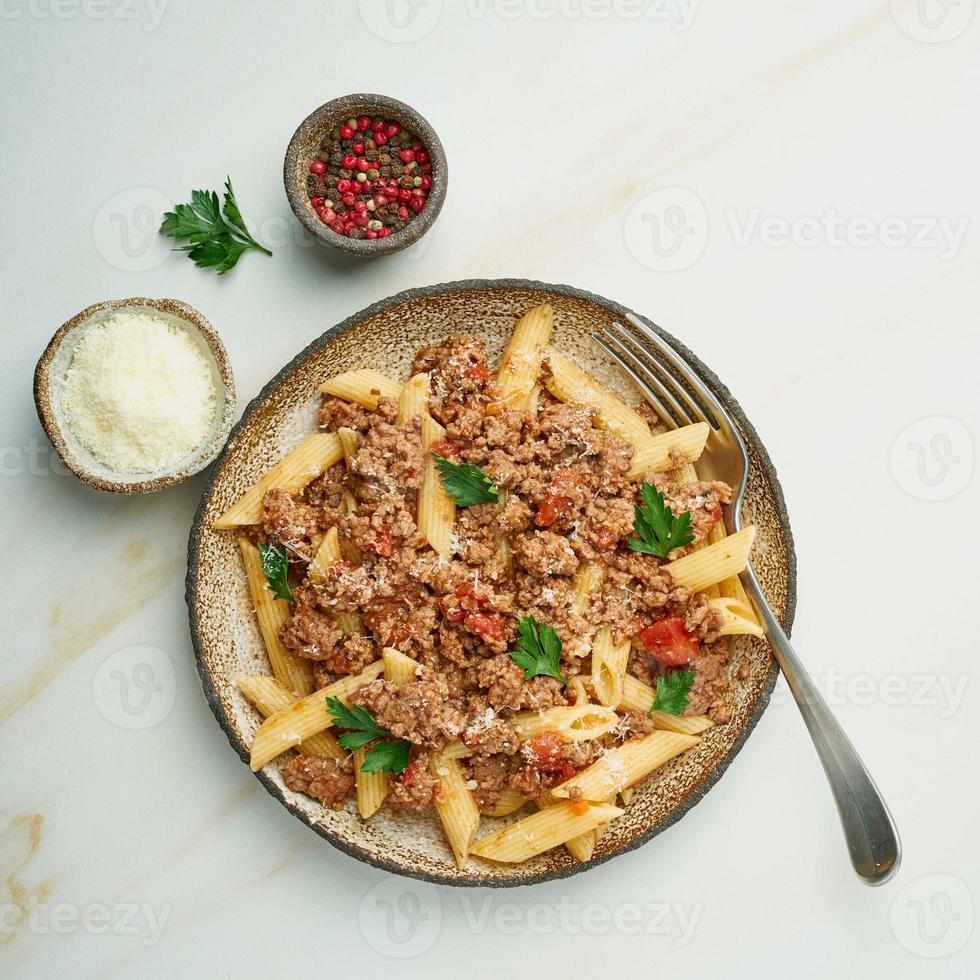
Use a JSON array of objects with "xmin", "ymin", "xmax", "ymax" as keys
[
  {"xmin": 430, "ymin": 437, "xmax": 458, "ymax": 459},
  {"xmin": 637, "ymin": 616, "xmax": 701, "ymax": 667},
  {"xmin": 464, "ymin": 611, "xmax": 507, "ymax": 643},
  {"xmin": 465, "ymin": 361, "xmax": 490, "ymax": 382},
  {"xmin": 535, "ymin": 493, "xmax": 574, "ymax": 528},
  {"xmin": 526, "ymin": 732, "xmax": 564, "ymax": 770},
  {"xmin": 372, "ymin": 527, "xmax": 393, "ymax": 557}
]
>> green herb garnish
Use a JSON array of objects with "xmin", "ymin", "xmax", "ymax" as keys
[
  {"xmin": 326, "ymin": 697, "xmax": 411, "ymax": 774},
  {"xmin": 508, "ymin": 616, "xmax": 567, "ymax": 686},
  {"xmin": 160, "ymin": 176, "xmax": 272, "ymax": 274},
  {"xmin": 433, "ymin": 454, "xmax": 499, "ymax": 507},
  {"xmin": 258, "ymin": 542, "xmax": 293, "ymax": 602},
  {"xmin": 628, "ymin": 482, "xmax": 694, "ymax": 558},
  {"xmin": 649, "ymin": 669, "xmax": 696, "ymax": 716}
]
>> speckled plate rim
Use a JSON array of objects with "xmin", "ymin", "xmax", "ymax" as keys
[{"xmin": 187, "ymin": 277, "xmax": 796, "ymax": 887}]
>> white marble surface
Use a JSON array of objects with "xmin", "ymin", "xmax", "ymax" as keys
[{"xmin": 2, "ymin": 1, "xmax": 979, "ymax": 977}]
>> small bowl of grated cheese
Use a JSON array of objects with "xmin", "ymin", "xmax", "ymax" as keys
[{"xmin": 34, "ymin": 297, "xmax": 236, "ymax": 493}]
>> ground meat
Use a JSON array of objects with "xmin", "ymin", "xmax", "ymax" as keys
[
  {"xmin": 350, "ymin": 417, "xmax": 424, "ymax": 503},
  {"xmin": 279, "ymin": 585, "xmax": 343, "ymax": 661},
  {"xmin": 318, "ymin": 396, "xmax": 379, "ymax": 432},
  {"xmin": 281, "ymin": 754, "xmax": 354, "ymax": 809},
  {"xmin": 659, "ymin": 479, "xmax": 731, "ymax": 551},
  {"xmin": 388, "ymin": 755, "xmax": 439, "ymax": 810},
  {"xmin": 512, "ymin": 531, "xmax": 579, "ymax": 576},
  {"xmin": 413, "ymin": 336, "xmax": 499, "ymax": 430},
  {"xmin": 609, "ymin": 709, "xmax": 656, "ymax": 742},
  {"xmin": 352, "ymin": 675, "xmax": 467, "ymax": 750},
  {"xmin": 460, "ymin": 701, "xmax": 519, "ymax": 754},
  {"xmin": 475, "ymin": 654, "xmax": 568, "ymax": 711},
  {"xmin": 302, "ymin": 462, "xmax": 347, "ymax": 512},
  {"xmin": 262, "ymin": 488, "xmax": 324, "ymax": 551},
  {"xmin": 466, "ymin": 752, "xmax": 515, "ymax": 809},
  {"xmin": 684, "ymin": 594, "xmax": 724, "ymax": 643},
  {"xmin": 580, "ymin": 496, "xmax": 636, "ymax": 552},
  {"xmin": 685, "ymin": 639, "xmax": 734, "ymax": 723}
]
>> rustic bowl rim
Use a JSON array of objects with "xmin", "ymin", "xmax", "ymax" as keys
[
  {"xmin": 186, "ymin": 277, "xmax": 796, "ymax": 887},
  {"xmin": 33, "ymin": 296, "xmax": 237, "ymax": 495},
  {"xmin": 283, "ymin": 92, "xmax": 448, "ymax": 258}
]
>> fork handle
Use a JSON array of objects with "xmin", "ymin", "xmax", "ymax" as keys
[{"xmin": 742, "ymin": 571, "xmax": 902, "ymax": 885}]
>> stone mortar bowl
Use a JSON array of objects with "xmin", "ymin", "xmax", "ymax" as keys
[
  {"xmin": 187, "ymin": 278, "xmax": 795, "ymax": 886},
  {"xmin": 284, "ymin": 93, "xmax": 447, "ymax": 258}
]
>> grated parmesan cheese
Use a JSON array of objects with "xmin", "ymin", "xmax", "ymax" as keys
[{"xmin": 60, "ymin": 312, "xmax": 218, "ymax": 473}]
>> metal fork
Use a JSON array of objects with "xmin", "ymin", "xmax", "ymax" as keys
[{"xmin": 593, "ymin": 313, "xmax": 901, "ymax": 886}]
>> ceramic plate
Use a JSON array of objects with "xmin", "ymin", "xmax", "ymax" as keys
[{"xmin": 187, "ymin": 279, "xmax": 795, "ymax": 887}]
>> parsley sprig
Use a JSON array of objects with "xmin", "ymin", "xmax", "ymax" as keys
[
  {"xmin": 433, "ymin": 454, "xmax": 499, "ymax": 507},
  {"xmin": 326, "ymin": 698, "xmax": 411, "ymax": 774},
  {"xmin": 258, "ymin": 542, "xmax": 293, "ymax": 602},
  {"xmin": 508, "ymin": 616, "xmax": 567, "ymax": 686},
  {"xmin": 628, "ymin": 482, "xmax": 695, "ymax": 558},
  {"xmin": 649, "ymin": 669, "xmax": 696, "ymax": 715},
  {"xmin": 160, "ymin": 177, "xmax": 272, "ymax": 274}
]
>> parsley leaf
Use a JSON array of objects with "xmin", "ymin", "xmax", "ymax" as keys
[
  {"xmin": 258, "ymin": 542, "xmax": 293, "ymax": 602},
  {"xmin": 509, "ymin": 616, "xmax": 567, "ymax": 685},
  {"xmin": 160, "ymin": 176, "xmax": 272, "ymax": 275},
  {"xmin": 649, "ymin": 669, "xmax": 696, "ymax": 716},
  {"xmin": 433, "ymin": 454, "xmax": 499, "ymax": 507},
  {"xmin": 325, "ymin": 697, "xmax": 411, "ymax": 774},
  {"xmin": 628, "ymin": 482, "xmax": 695, "ymax": 558},
  {"xmin": 360, "ymin": 739, "xmax": 412, "ymax": 774}
]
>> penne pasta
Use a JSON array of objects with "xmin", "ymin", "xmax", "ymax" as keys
[
  {"xmin": 482, "ymin": 788, "xmax": 528, "ymax": 818},
  {"xmin": 617, "ymin": 676, "xmax": 716, "ymax": 735},
  {"xmin": 571, "ymin": 560, "xmax": 604, "ymax": 615},
  {"xmin": 236, "ymin": 675, "xmax": 345, "ymax": 761},
  {"xmin": 471, "ymin": 801, "xmax": 623, "ymax": 863},
  {"xmin": 663, "ymin": 526, "xmax": 756, "ymax": 595},
  {"xmin": 625, "ymin": 422, "xmax": 711, "ymax": 481},
  {"xmin": 709, "ymin": 595, "xmax": 765, "ymax": 637},
  {"xmin": 307, "ymin": 526, "xmax": 363, "ymax": 635},
  {"xmin": 354, "ymin": 748, "xmax": 388, "ymax": 818},
  {"xmin": 590, "ymin": 627, "xmax": 630, "ymax": 708},
  {"xmin": 545, "ymin": 347, "xmax": 653, "ymax": 445},
  {"xmin": 418, "ymin": 413, "xmax": 456, "ymax": 560},
  {"xmin": 382, "ymin": 647, "xmax": 419, "ymax": 687},
  {"xmin": 439, "ymin": 739, "xmax": 474, "ymax": 761},
  {"xmin": 396, "ymin": 372, "xmax": 431, "ymax": 425},
  {"xmin": 215, "ymin": 434, "xmax": 344, "ymax": 529},
  {"xmin": 493, "ymin": 304, "xmax": 553, "ymax": 413},
  {"xmin": 318, "ymin": 369, "xmax": 403, "ymax": 408},
  {"xmin": 551, "ymin": 731, "xmax": 701, "ymax": 801},
  {"xmin": 249, "ymin": 660, "xmax": 385, "ymax": 771},
  {"xmin": 337, "ymin": 427, "xmax": 359, "ymax": 468},
  {"xmin": 512, "ymin": 703, "xmax": 620, "ymax": 742},
  {"xmin": 430, "ymin": 749, "xmax": 481, "ymax": 869},
  {"xmin": 238, "ymin": 537, "xmax": 314, "ymax": 698}
]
